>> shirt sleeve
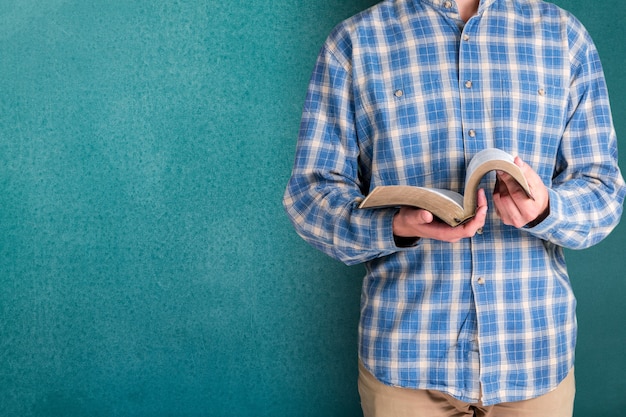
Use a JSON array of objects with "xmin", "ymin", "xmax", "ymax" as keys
[
  {"xmin": 283, "ymin": 39, "xmax": 404, "ymax": 265},
  {"xmin": 524, "ymin": 20, "xmax": 626, "ymax": 249}
]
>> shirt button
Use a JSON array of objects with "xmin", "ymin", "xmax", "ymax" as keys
[
  {"xmin": 538, "ymin": 88, "xmax": 546, "ymax": 96},
  {"xmin": 465, "ymin": 80, "xmax": 473, "ymax": 89},
  {"xmin": 444, "ymin": 1, "xmax": 453, "ymax": 8},
  {"xmin": 468, "ymin": 129, "xmax": 476, "ymax": 137},
  {"xmin": 463, "ymin": 34, "xmax": 470, "ymax": 41},
  {"xmin": 477, "ymin": 277, "xmax": 485, "ymax": 285},
  {"xmin": 394, "ymin": 89, "xmax": 404, "ymax": 97}
]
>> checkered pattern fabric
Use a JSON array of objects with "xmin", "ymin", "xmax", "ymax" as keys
[{"xmin": 283, "ymin": 0, "xmax": 625, "ymax": 405}]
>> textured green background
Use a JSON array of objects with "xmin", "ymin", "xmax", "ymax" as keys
[{"xmin": 0, "ymin": 1, "xmax": 623, "ymax": 416}]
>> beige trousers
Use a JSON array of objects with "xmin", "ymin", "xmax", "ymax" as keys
[{"xmin": 358, "ymin": 361, "xmax": 575, "ymax": 417}]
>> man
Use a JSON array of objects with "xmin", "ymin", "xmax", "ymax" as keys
[{"xmin": 283, "ymin": 0, "xmax": 626, "ymax": 415}]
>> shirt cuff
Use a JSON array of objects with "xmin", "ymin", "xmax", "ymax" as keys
[
  {"xmin": 522, "ymin": 188, "xmax": 559, "ymax": 236},
  {"xmin": 369, "ymin": 207, "xmax": 420, "ymax": 249}
]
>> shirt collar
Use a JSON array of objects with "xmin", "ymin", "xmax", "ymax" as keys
[{"xmin": 415, "ymin": 0, "xmax": 501, "ymax": 14}]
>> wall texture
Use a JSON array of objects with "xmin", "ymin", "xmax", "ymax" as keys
[{"xmin": 0, "ymin": 1, "xmax": 623, "ymax": 416}]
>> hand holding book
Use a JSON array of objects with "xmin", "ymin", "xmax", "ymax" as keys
[
  {"xmin": 392, "ymin": 188, "xmax": 488, "ymax": 244},
  {"xmin": 492, "ymin": 156, "xmax": 550, "ymax": 229},
  {"xmin": 359, "ymin": 149, "xmax": 549, "ymax": 240}
]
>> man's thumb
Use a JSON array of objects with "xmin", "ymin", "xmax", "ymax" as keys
[{"xmin": 419, "ymin": 209, "xmax": 434, "ymax": 224}]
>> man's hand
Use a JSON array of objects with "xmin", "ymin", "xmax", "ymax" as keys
[
  {"xmin": 392, "ymin": 188, "xmax": 488, "ymax": 243},
  {"xmin": 492, "ymin": 156, "xmax": 550, "ymax": 228}
]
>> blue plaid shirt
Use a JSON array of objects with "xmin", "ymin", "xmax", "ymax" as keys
[{"xmin": 283, "ymin": 0, "xmax": 625, "ymax": 405}]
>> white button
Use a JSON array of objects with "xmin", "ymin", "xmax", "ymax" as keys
[
  {"xmin": 463, "ymin": 34, "xmax": 470, "ymax": 41},
  {"xmin": 538, "ymin": 88, "xmax": 545, "ymax": 96},
  {"xmin": 444, "ymin": 1, "xmax": 453, "ymax": 9},
  {"xmin": 477, "ymin": 277, "xmax": 485, "ymax": 285},
  {"xmin": 468, "ymin": 129, "xmax": 476, "ymax": 137},
  {"xmin": 394, "ymin": 89, "xmax": 403, "ymax": 97},
  {"xmin": 465, "ymin": 80, "xmax": 473, "ymax": 89}
]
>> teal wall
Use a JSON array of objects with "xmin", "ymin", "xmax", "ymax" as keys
[{"xmin": 0, "ymin": 1, "xmax": 623, "ymax": 416}]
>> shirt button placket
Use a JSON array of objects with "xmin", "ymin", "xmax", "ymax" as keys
[{"xmin": 459, "ymin": 20, "xmax": 480, "ymax": 149}]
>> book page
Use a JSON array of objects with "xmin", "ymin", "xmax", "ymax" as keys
[
  {"xmin": 465, "ymin": 148, "xmax": 514, "ymax": 187},
  {"xmin": 462, "ymin": 149, "xmax": 531, "ymax": 218},
  {"xmin": 358, "ymin": 185, "xmax": 466, "ymax": 226}
]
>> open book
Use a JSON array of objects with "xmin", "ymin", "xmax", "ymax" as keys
[{"xmin": 358, "ymin": 148, "xmax": 532, "ymax": 226}]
